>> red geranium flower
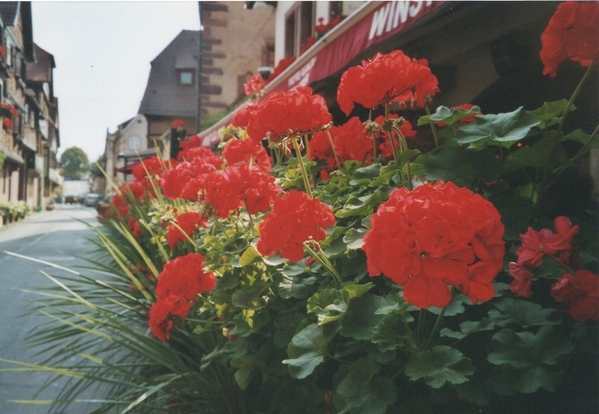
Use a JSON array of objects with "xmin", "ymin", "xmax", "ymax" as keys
[
  {"xmin": 171, "ymin": 119, "xmax": 185, "ymax": 128},
  {"xmin": 160, "ymin": 161, "xmax": 218, "ymax": 201},
  {"xmin": 257, "ymin": 190, "xmax": 336, "ymax": 262},
  {"xmin": 203, "ymin": 163, "xmax": 280, "ymax": 218},
  {"xmin": 148, "ymin": 295, "xmax": 191, "ymax": 341},
  {"xmin": 552, "ymin": 270, "xmax": 599, "ymax": 321},
  {"xmin": 128, "ymin": 218, "xmax": 142, "ymax": 238},
  {"xmin": 111, "ymin": 182, "xmax": 148, "ymax": 217},
  {"xmin": 540, "ymin": 1, "xmax": 599, "ymax": 77},
  {"xmin": 244, "ymin": 73, "xmax": 265, "ymax": 97},
  {"xmin": 132, "ymin": 156, "xmax": 173, "ymax": 183},
  {"xmin": 337, "ymin": 50, "xmax": 439, "ymax": 116},
  {"xmin": 246, "ymin": 86, "xmax": 332, "ymax": 142},
  {"xmin": 231, "ymin": 103, "xmax": 259, "ymax": 133},
  {"xmin": 371, "ymin": 114, "xmax": 417, "ymax": 158},
  {"xmin": 223, "ymin": 138, "xmax": 272, "ymax": 172},
  {"xmin": 332, "ymin": 117, "xmax": 373, "ymax": 165},
  {"xmin": 516, "ymin": 216, "xmax": 579, "ymax": 268},
  {"xmin": 155, "ymin": 252, "xmax": 216, "ymax": 301},
  {"xmin": 166, "ymin": 212, "xmax": 207, "ymax": 250},
  {"xmin": 310, "ymin": 117, "xmax": 374, "ymax": 175},
  {"xmin": 268, "ymin": 55, "xmax": 296, "ymax": 82},
  {"xmin": 362, "ymin": 181, "xmax": 505, "ymax": 308},
  {"xmin": 2, "ymin": 118, "xmax": 12, "ymax": 130},
  {"xmin": 508, "ymin": 262, "xmax": 535, "ymax": 298}
]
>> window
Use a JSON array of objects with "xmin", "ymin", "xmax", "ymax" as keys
[
  {"xmin": 179, "ymin": 70, "xmax": 194, "ymax": 85},
  {"xmin": 284, "ymin": 2, "xmax": 314, "ymax": 58},
  {"xmin": 128, "ymin": 135, "xmax": 141, "ymax": 150}
]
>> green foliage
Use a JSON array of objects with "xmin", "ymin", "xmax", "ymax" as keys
[
  {"xmin": 60, "ymin": 146, "xmax": 90, "ymax": 179},
  {"xmin": 488, "ymin": 326, "xmax": 574, "ymax": 393},
  {"xmin": 7, "ymin": 47, "xmax": 599, "ymax": 414},
  {"xmin": 405, "ymin": 346, "xmax": 475, "ymax": 388}
]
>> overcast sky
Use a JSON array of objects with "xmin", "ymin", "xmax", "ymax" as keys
[{"xmin": 32, "ymin": 1, "xmax": 201, "ymax": 162}]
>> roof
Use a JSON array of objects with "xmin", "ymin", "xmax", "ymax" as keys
[
  {"xmin": 138, "ymin": 30, "xmax": 199, "ymax": 118},
  {"xmin": 26, "ymin": 43, "xmax": 56, "ymax": 83},
  {"xmin": 0, "ymin": 2, "xmax": 35, "ymax": 61},
  {"xmin": 0, "ymin": 2, "xmax": 18, "ymax": 26}
]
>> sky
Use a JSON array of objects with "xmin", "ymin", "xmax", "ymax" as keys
[{"xmin": 31, "ymin": 1, "xmax": 202, "ymax": 162}]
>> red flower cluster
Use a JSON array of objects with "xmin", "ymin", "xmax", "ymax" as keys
[
  {"xmin": 231, "ymin": 103, "xmax": 258, "ymax": 131},
  {"xmin": 203, "ymin": 164, "xmax": 281, "ymax": 218},
  {"xmin": 509, "ymin": 216, "xmax": 582, "ymax": 302},
  {"xmin": 171, "ymin": 119, "xmax": 185, "ymax": 128},
  {"xmin": 257, "ymin": 190, "xmax": 336, "ymax": 262},
  {"xmin": 268, "ymin": 55, "xmax": 296, "ymax": 82},
  {"xmin": 370, "ymin": 114, "xmax": 417, "ymax": 158},
  {"xmin": 149, "ymin": 253, "xmax": 216, "ymax": 341},
  {"xmin": 0, "ymin": 45, "xmax": 6, "ymax": 61},
  {"xmin": 222, "ymin": 138, "xmax": 272, "ymax": 172},
  {"xmin": 551, "ymin": 270, "xmax": 599, "ymax": 321},
  {"xmin": 244, "ymin": 73, "xmax": 265, "ymax": 97},
  {"xmin": 2, "ymin": 118, "xmax": 12, "ymax": 131},
  {"xmin": 315, "ymin": 15, "xmax": 342, "ymax": 38},
  {"xmin": 310, "ymin": 117, "xmax": 373, "ymax": 175},
  {"xmin": 128, "ymin": 218, "xmax": 142, "ymax": 238},
  {"xmin": 247, "ymin": 86, "xmax": 332, "ymax": 142},
  {"xmin": 337, "ymin": 50, "xmax": 439, "ymax": 116},
  {"xmin": 0, "ymin": 102, "xmax": 19, "ymax": 119},
  {"xmin": 160, "ymin": 160, "xmax": 217, "ymax": 201},
  {"xmin": 111, "ymin": 182, "xmax": 148, "ymax": 218},
  {"xmin": 540, "ymin": 1, "xmax": 599, "ymax": 77},
  {"xmin": 166, "ymin": 211, "xmax": 207, "ymax": 250},
  {"xmin": 362, "ymin": 181, "xmax": 505, "ymax": 308}
]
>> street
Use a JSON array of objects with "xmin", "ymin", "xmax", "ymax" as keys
[{"xmin": 0, "ymin": 204, "xmax": 101, "ymax": 413}]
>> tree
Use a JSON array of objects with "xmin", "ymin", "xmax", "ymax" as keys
[
  {"xmin": 60, "ymin": 147, "xmax": 90, "ymax": 179},
  {"xmin": 90, "ymin": 155, "xmax": 105, "ymax": 179}
]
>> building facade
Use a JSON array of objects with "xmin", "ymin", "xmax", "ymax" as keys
[{"xmin": 0, "ymin": 2, "xmax": 60, "ymax": 210}]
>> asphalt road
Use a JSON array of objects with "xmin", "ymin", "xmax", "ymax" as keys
[{"xmin": 0, "ymin": 204, "xmax": 102, "ymax": 413}]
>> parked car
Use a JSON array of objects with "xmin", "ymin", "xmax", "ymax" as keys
[
  {"xmin": 64, "ymin": 195, "xmax": 79, "ymax": 204},
  {"xmin": 84, "ymin": 193, "xmax": 103, "ymax": 207}
]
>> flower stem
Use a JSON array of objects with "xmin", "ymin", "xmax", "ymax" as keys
[
  {"xmin": 538, "ymin": 64, "xmax": 595, "ymax": 203},
  {"xmin": 425, "ymin": 104, "xmax": 439, "ymax": 148},
  {"xmin": 303, "ymin": 242, "xmax": 343, "ymax": 286},
  {"xmin": 393, "ymin": 126, "xmax": 413, "ymax": 190},
  {"xmin": 325, "ymin": 129, "xmax": 341, "ymax": 170},
  {"xmin": 424, "ymin": 306, "xmax": 447, "ymax": 350},
  {"xmin": 292, "ymin": 137, "xmax": 313, "ymax": 198}
]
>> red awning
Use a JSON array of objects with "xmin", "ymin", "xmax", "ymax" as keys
[{"xmin": 200, "ymin": 1, "xmax": 446, "ymax": 147}]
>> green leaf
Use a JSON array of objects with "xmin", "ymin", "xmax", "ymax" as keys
[
  {"xmin": 528, "ymin": 99, "xmax": 575, "ymax": 129},
  {"xmin": 307, "ymin": 284, "xmax": 374, "ymax": 326},
  {"xmin": 231, "ymin": 359, "xmax": 254, "ymax": 390},
  {"xmin": 277, "ymin": 274, "xmax": 318, "ymax": 299},
  {"xmin": 340, "ymin": 293, "xmax": 387, "ymax": 340},
  {"xmin": 231, "ymin": 281, "xmax": 269, "ymax": 309},
  {"xmin": 488, "ymin": 326, "xmax": 574, "ymax": 368},
  {"xmin": 283, "ymin": 323, "xmax": 326, "ymax": 379},
  {"xmin": 455, "ymin": 107, "xmax": 541, "ymax": 144},
  {"xmin": 336, "ymin": 190, "xmax": 389, "ymax": 218},
  {"xmin": 371, "ymin": 313, "xmax": 413, "ymax": 352},
  {"xmin": 343, "ymin": 227, "xmax": 368, "ymax": 250},
  {"xmin": 487, "ymin": 326, "xmax": 574, "ymax": 392},
  {"xmin": 335, "ymin": 358, "xmax": 398, "ymax": 414},
  {"xmin": 405, "ymin": 345, "xmax": 474, "ymax": 388},
  {"xmin": 307, "ymin": 288, "xmax": 347, "ymax": 325},
  {"xmin": 417, "ymin": 144, "xmax": 501, "ymax": 186},
  {"xmin": 418, "ymin": 105, "xmax": 482, "ymax": 127},
  {"xmin": 238, "ymin": 246, "xmax": 262, "ymax": 267},
  {"xmin": 488, "ymin": 298, "xmax": 561, "ymax": 328},
  {"xmin": 350, "ymin": 164, "xmax": 381, "ymax": 186},
  {"xmin": 440, "ymin": 318, "xmax": 495, "ymax": 340}
]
